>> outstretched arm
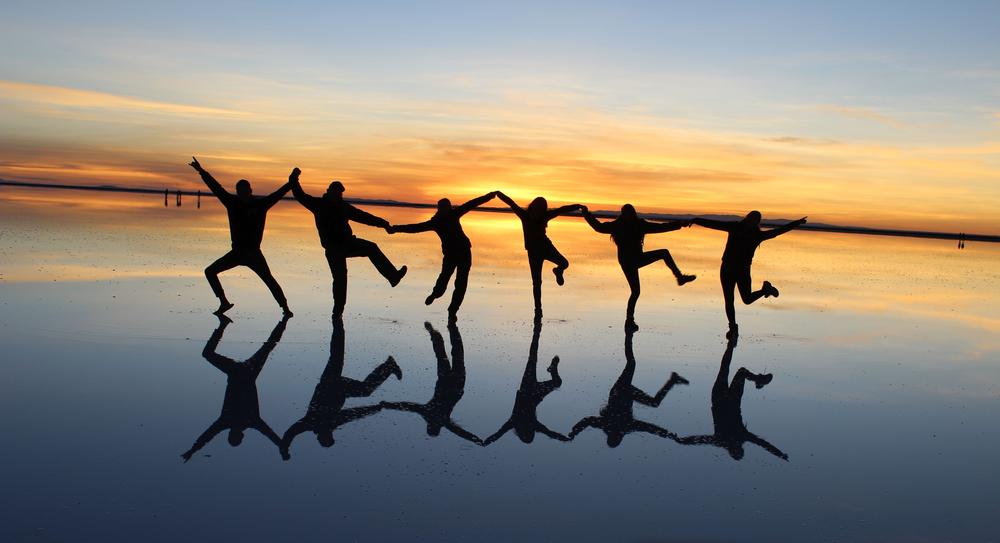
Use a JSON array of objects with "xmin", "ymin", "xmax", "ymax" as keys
[
  {"xmin": 189, "ymin": 157, "xmax": 234, "ymax": 204},
  {"xmin": 261, "ymin": 168, "xmax": 299, "ymax": 208},
  {"xmin": 390, "ymin": 219, "xmax": 434, "ymax": 234},
  {"xmin": 455, "ymin": 191, "xmax": 497, "ymax": 216},
  {"xmin": 745, "ymin": 431, "xmax": 789, "ymax": 460},
  {"xmin": 483, "ymin": 420, "xmax": 514, "ymax": 446},
  {"xmin": 289, "ymin": 177, "xmax": 322, "ymax": 211},
  {"xmin": 346, "ymin": 204, "xmax": 390, "ymax": 229},
  {"xmin": 643, "ymin": 219, "xmax": 691, "ymax": 234},
  {"xmin": 569, "ymin": 416, "xmax": 602, "ymax": 439},
  {"xmin": 546, "ymin": 203, "xmax": 583, "ymax": 220},
  {"xmin": 761, "ymin": 217, "xmax": 807, "ymax": 240},
  {"xmin": 631, "ymin": 420, "xmax": 682, "ymax": 443},
  {"xmin": 495, "ymin": 192, "xmax": 526, "ymax": 218},
  {"xmin": 537, "ymin": 422, "xmax": 570, "ymax": 442},
  {"xmin": 181, "ymin": 419, "xmax": 226, "ymax": 462},
  {"xmin": 692, "ymin": 218, "xmax": 735, "ymax": 232},
  {"xmin": 582, "ymin": 208, "xmax": 614, "ymax": 234},
  {"xmin": 280, "ymin": 420, "xmax": 311, "ymax": 456},
  {"xmin": 253, "ymin": 419, "xmax": 284, "ymax": 451},
  {"xmin": 444, "ymin": 420, "xmax": 484, "ymax": 445}
]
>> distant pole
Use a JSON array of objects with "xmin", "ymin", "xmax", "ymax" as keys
[
  {"xmin": 164, "ymin": 188, "xmax": 168, "ymax": 207},
  {"xmin": 197, "ymin": 190, "xmax": 201, "ymax": 209},
  {"xmin": 176, "ymin": 190, "xmax": 181, "ymax": 207}
]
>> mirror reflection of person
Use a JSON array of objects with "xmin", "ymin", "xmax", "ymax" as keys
[
  {"xmin": 380, "ymin": 322, "xmax": 482, "ymax": 445},
  {"xmin": 582, "ymin": 204, "xmax": 696, "ymax": 332},
  {"xmin": 280, "ymin": 317, "xmax": 401, "ymax": 458},
  {"xmin": 289, "ymin": 173, "xmax": 407, "ymax": 318},
  {"xmin": 188, "ymin": 157, "xmax": 295, "ymax": 316},
  {"xmin": 495, "ymin": 192, "xmax": 583, "ymax": 321},
  {"xmin": 181, "ymin": 315, "xmax": 289, "ymax": 462},
  {"xmin": 569, "ymin": 329, "xmax": 688, "ymax": 447},
  {"xmin": 693, "ymin": 212, "xmax": 806, "ymax": 338},
  {"xmin": 484, "ymin": 321, "xmax": 568, "ymax": 445},
  {"xmin": 388, "ymin": 192, "xmax": 498, "ymax": 323},
  {"xmin": 676, "ymin": 335, "xmax": 787, "ymax": 461}
]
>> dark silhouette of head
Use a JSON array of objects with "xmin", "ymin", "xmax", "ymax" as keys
[
  {"xmin": 317, "ymin": 429, "xmax": 335, "ymax": 447},
  {"xmin": 515, "ymin": 423, "xmax": 535, "ymax": 443},
  {"xmin": 727, "ymin": 442, "xmax": 745, "ymax": 460},
  {"xmin": 228, "ymin": 429, "xmax": 245, "ymax": 446},
  {"xmin": 742, "ymin": 210, "xmax": 762, "ymax": 228},
  {"xmin": 235, "ymin": 179, "xmax": 252, "ymax": 201},
  {"xmin": 527, "ymin": 196, "xmax": 548, "ymax": 219},
  {"xmin": 427, "ymin": 422, "xmax": 443, "ymax": 436},
  {"xmin": 324, "ymin": 181, "xmax": 345, "ymax": 201},
  {"xmin": 437, "ymin": 198, "xmax": 452, "ymax": 213},
  {"xmin": 620, "ymin": 204, "xmax": 638, "ymax": 221},
  {"xmin": 607, "ymin": 431, "xmax": 625, "ymax": 448}
]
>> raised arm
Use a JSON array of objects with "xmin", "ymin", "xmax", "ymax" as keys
[
  {"xmin": 261, "ymin": 168, "xmax": 299, "ymax": 208},
  {"xmin": 546, "ymin": 203, "xmax": 583, "ymax": 220},
  {"xmin": 289, "ymin": 177, "xmax": 321, "ymax": 211},
  {"xmin": 346, "ymin": 204, "xmax": 390, "ymax": 229},
  {"xmin": 761, "ymin": 217, "xmax": 807, "ymax": 240},
  {"xmin": 495, "ymin": 192, "xmax": 526, "ymax": 218},
  {"xmin": 189, "ymin": 157, "xmax": 234, "ymax": 204},
  {"xmin": 455, "ymin": 191, "xmax": 497, "ymax": 216},
  {"xmin": 692, "ymin": 218, "xmax": 736, "ymax": 232},
  {"xmin": 582, "ymin": 208, "xmax": 614, "ymax": 234},
  {"xmin": 643, "ymin": 219, "xmax": 691, "ymax": 234}
]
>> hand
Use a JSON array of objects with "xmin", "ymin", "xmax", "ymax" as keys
[
  {"xmin": 181, "ymin": 452, "xmax": 192, "ymax": 463},
  {"xmin": 799, "ymin": 216, "xmax": 808, "ymax": 224},
  {"xmin": 189, "ymin": 157, "xmax": 202, "ymax": 171},
  {"xmin": 280, "ymin": 449, "xmax": 290, "ymax": 461},
  {"xmin": 385, "ymin": 225, "xmax": 395, "ymax": 234},
  {"xmin": 580, "ymin": 205, "xmax": 589, "ymax": 214},
  {"xmin": 290, "ymin": 167, "xmax": 301, "ymax": 180},
  {"xmin": 682, "ymin": 219, "xmax": 693, "ymax": 227}
]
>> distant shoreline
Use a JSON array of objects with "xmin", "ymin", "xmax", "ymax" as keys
[{"xmin": 2, "ymin": 179, "xmax": 997, "ymax": 243}]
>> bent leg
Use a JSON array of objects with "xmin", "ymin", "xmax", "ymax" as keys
[
  {"xmin": 205, "ymin": 250, "xmax": 242, "ymax": 302},
  {"xmin": 736, "ymin": 266, "xmax": 766, "ymax": 306},
  {"xmin": 351, "ymin": 238, "xmax": 400, "ymax": 284}
]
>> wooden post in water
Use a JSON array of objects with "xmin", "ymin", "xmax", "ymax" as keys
[
  {"xmin": 164, "ymin": 188, "xmax": 168, "ymax": 207},
  {"xmin": 175, "ymin": 190, "xmax": 181, "ymax": 207},
  {"xmin": 197, "ymin": 190, "xmax": 201, "ymax": 209}
]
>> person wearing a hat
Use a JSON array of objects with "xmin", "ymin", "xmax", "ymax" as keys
[{"xmin": 290, "ymin": 173, "xmax": 407, "ymax": 317}]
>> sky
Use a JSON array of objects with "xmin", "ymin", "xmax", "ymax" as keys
[{"xmin": 1, "ymin": 1, "xmax": 999, "ymax": 233}]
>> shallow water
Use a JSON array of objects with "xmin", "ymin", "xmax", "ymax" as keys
[{"xmin": 2, "ymin": 189, "xmax": 999, "ymax": 542}]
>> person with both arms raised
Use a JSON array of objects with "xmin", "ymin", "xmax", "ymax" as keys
[
  {"xmin": 188, "ymin": 157, "xmax": 294, "ymax": 316},
  {"xmin": 289, "ymin": 172, "xmax": 407, "ymax": 318},
  {"xmin": 388, "ymin": 191, "xmax": 498, "ymax": 323}
]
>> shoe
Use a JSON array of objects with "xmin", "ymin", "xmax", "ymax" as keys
[
  {"xmin": 424, "ymin": 294, "xmax": 436, "ymax": 306},
  {"xmin": 447, "ymin": 310, "xmax": 458, "ymax": 324},
  {"xmin": 390, "ymin": 266, "xmax": 408, "ymax": 287},
  {"xmin": 547, "ymin": 356, "xmax": 560, "ymax": 374},
  {"xmin": 763, "ymin": 281, "xmax": 779, "ymax": 298},
  {"xmin": 553, "ymin": 267, "xmax": 565, "ymax": 286},
  {"xmin": 625, "ymin": 318, "xmax": 639, "ymax": 332},
  {"xmin": 676, "ymin": 274, "xmax": 697, "ymax": 286},
  {"xmin": 755, "ymin": 373, "xmax": 773, "ymax": 389},
  {"xmin": 213, "ymin": 301, "xmax": 235, "ymax": 315},
  {"xmin": 726, "ymin": 323, "xmax": 739, "ymax": 340},
  {"xmin": 386, "ymin": 356, "xmax": 403, "ymax": 380},
  {"xmin": 669, "ymin": 371, "xmax": 689, "ymax": 386},
  {"xmin": 281, "ymin": 305, "xmax": 294, "ymax": 317}
]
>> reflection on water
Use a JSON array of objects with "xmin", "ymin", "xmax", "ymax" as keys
[{"xmin": 182, "ymin": 315, "xmax": 289, "ymax": 462}]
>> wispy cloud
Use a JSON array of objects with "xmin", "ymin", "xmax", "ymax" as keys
[
  {"xmin": 0, "ymin": 80, "xmax": 247, "ymax": 118},
  {"xmin": 815, "ymin": 104, "xmax": 905, "ymax": 128}
]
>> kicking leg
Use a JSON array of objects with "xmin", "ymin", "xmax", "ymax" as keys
[
  {"xmin": 350, "ymin": 238, "xmax": 406, "ymax": 286},
  {"xmin": 544, "ymin": 242, "xmax": 570, "ymax": 286},
  {"xmin": 205, "ymin": 250, "xmax": 241, "ymax": 314},
  {"xmin": 343, "ymin": 356, "xmax": 402, "ymax": 398},
  {"xmin": 638, "ymin": 249, "xmax": 695, "ymax": 285},
  {"xmin": 736, "ymin": 266, "xmax": 767, "ymax": 306}
]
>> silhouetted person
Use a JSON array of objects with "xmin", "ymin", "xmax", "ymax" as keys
[
  {"xmin": 676, "ymin": 335, "xmax": 787, "ymax": 461},
  {"xmin": 189, "ymin": 157, "xmax": 294, "ymax": 316},
  {"xmin": 388, "ymin": 192, "xmax": 498, "ymax": 322},
  {"xmin": 181, "ymin": 314, "xmax": 289, "ymax": 462},
  {"xmin": 380, "ymin": 322, "xmax": 482, "ymax": 444},
  {"xmin": 484, "ymin": 321, "xmax": 568, "ymax": 445},
  {"xmin": 290, "ymin": 174, "xmax": 407, "ymax": 317},
  {"xmin": 496, "ymin": 192, "xmax": 583, "ymax": 321},
  {"xmin": 280, "ymin": 317, "xmax": 401, "ymax": 457},
  {"xmin": 693, "ymin": 212, "xmax": 807, "ymax": 338},
  {"xmin": 569, "ymin": 329, "xmax": 688, "ymax": 447},
  {"xmin": 582, "ymin": 204, "xmax": 697, "ymax": 331}
]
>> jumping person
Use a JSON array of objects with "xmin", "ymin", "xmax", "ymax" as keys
[
  {"xmin": 189, "ymin": 157, "xmax": 294, "ymax": 316},
  {"xmin": 569, "ymin": 329, "xmax": 688, "ymax": 447},
  {"xmin": 676, "ymin": 335, "xmax": 787, "ymax": 461},
  {"xmin": 693, "ymin": 212, "xmax": 806, "ymax": 338},
  {"xmin": 582, "ymin": 205, "xmax": 696, "ymax": 331},
  {"xmin": 483, "ymin": 321, "xmax": 568, "ymax": 445},
  {"xmin": 181, "ymin": 314, "xmax": 289, "ymax": 462},
  {"xmin": 280, "ymin": 317, "xmax": 401, "ymax": 458},
  {"xmin": 380, "ymin": 322, "xmax": 482, "ymax": 445},
  {"xmin": 495, "ymin": 192, "xmax": 583, "ymax": 321},
  {"xmin": 290, "ymin": 174, "xmax": 407, "ymax": 317},
  {"xmin": 388, "ymin": 191, "xmax": 498, "ymax": 322}
]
